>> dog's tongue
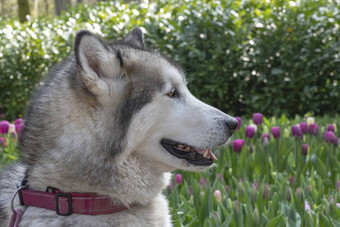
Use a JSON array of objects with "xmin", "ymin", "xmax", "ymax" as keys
[{"xmin": 195, "ymin": 148, "xmax": 217, "ymax": 160}]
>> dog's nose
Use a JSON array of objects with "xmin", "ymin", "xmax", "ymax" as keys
[{"xmin": 226, "ymin": 118, "xmax": 238, "ymax": 134}]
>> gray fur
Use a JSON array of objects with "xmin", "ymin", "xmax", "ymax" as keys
[{"xmin": 0, "ymin": 28, "xmax": 236, "ymax": 226}]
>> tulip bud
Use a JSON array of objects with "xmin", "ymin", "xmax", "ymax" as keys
[
  {"xmin": 299, "ymin": 122, "xmax": 308, "ymax": 134},
  {"xmin": 308, "ymin": 123, "xmax": 319, "ymax": 135},
  {"xmin": 235, "ymin": 117, "xmax": 242, "ymax": 130},
  {"xmin": 263, "ymin": 183, "xmax": 271, "ymax": 200},
  {"xmin": 301, "ymin": 144, "xmax": 308, "ymax": 156},
  {"xmin": 174, "ymin": 174, "xmax": 182, "ymax": 184},
  {"xmin": 325, "ymin": 131, "xmax": 336, "ymax": 143},
  {"xmin": 14, "ymin": 118, "xmax": 24, "ymax": 125},
  {"xmin": 327, "ymin": 124, "xmax": 335, "ymax": 132},
  {"xmin": 253, "ymin": 113, "xmax": 263, "ymax": 125},
  {"xmin": 289, "ymin": 176, "xmax": 294, "ymax": 186},
  {"xmin": 217, "ymin": 174, "xmax": 222, "ymax": 183},
  {"xmin": 232, "ymin": 139, "xmax": 244, "ymax": 153},
  {"xmin": 291, "ymin": 125, "xmax": 302, "ymax": 138},
  {"xmin": 200, "ymin": 177, "xmax": 207, "ymax": 186},
  {"xmin": 15, "ymin": 123, "xmax": 25, "ymax": 136},
  {"xmin": 0, "ymin": 121, "xmax": 10, "ymax": 135},
  {"xmin": 245, "ymin": 126, "xmax": 256, "ymax": 138},
  {"xmin": 225, "ymin": 185, "xmax": 230, "ymax": 194},
  {"xmin": 271, "ymin": 126, "xmax": 281, "ymax": 139},
  {"xmin": 214, "ymin": 190, "xmax": 222, "ymax": 202}
]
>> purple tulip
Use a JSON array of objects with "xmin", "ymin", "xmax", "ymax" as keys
[
  {"xmin": 200, "ymin": 177, "xmax": 207, "ymax": 186},
  {"xmin": 253, "ymin": 113, "xmax": 263, "ymax": 125},
  {"xmin": 174, "ymin": 174, "xmax": 182, "ymax": 184},
  {"xmin": 300, "ymin": 122, "xmax": 308, "ymax": 134},
  {"xmin": 337, "ymin": 181, "xmax": 340, "ymax": 193},
  {"xmin": 271, "ymin": 126, "xmax": 281, "ymax": 139},
  {"xmin": 253, "ymin": 182, "xmax": 259, "ymax": 191},
  {"xmin": 235, "ymin": 117, "xmax": 242, "ymax": 130},
  {"xmin": 302, "ymin": 144, "xmax": 308, "ymax": 156},
  {"xmin": 308, "ymin": 123, "xmax": 319, "ymax": 135},
  {"xmin": 245, "ymin": 126, "xmax": 256, "ymax": 138},
  {"xmin": 0, "ymin": 121, "xmax": 10, "ymax": 135},
  {"xmin": 325, "ymin": 131, "xmax": 336, "ymax": 143},
  {"xmin": 14, "ymin": 118, "xmax": 24, "ymax": 125},
  {"xmin": 15, "ymin": 123, "xmax": 25, "ymax": 135},
  {"xmin": 291, "ymin": 125, "xmax": 302, "ymax": 138},
  {"xmin": 232, "ymin": 139, "xmax": 244, "ymax": 153},
  {"xmin": 327, "ymin": 124, "xmax": 335, "ymax": 132},
  {"xmin": 262, "ymin": 133, "xmax": 270, "ymax": 146},
  {"xmin": 312, "ymin": 124, "xmax": 319, "ymax": 135}
]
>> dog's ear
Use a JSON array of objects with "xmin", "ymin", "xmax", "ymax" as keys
[
  {"xmin": 75, "ymin": 30, "xmax": 123, "ymax": 95},
  {"xmin": 123, "ymin": 27, "xmax": 145, "ymax": 49}
]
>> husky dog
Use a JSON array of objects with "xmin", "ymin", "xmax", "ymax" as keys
[{"xmin": 0, "ymin": 28, "xmax": 237, "ymax": 226}]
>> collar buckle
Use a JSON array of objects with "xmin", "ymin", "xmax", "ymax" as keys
[{"xmin": 55, "ymin": 193, "xmax": 73, "ymax": 216}]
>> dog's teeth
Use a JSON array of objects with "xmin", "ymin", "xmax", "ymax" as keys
[
  {"xmin": 203, "ymin": 150, "xmax": 209, "ymax": 158},
  {"xmin": 185, "ymin": 147, "xmax": 191, "ymax": 151}
]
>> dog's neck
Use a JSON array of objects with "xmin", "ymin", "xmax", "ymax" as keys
[{"xmin": 26, "ymin": 153, "xmax": 170, "ymax": 206}]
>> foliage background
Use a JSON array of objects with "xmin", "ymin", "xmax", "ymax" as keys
[{"xmin": 0, "ymin": 0, "xmax": 339, "ymax": 119}]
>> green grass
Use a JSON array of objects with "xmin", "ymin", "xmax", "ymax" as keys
[{"xmin": 1, "ymin": 114, "xmax": 339, "ymax": 226}]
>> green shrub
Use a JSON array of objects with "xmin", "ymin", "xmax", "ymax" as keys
[{"xmin": 0, "ymin": 0, "xmax": 339, "ymax": 119}]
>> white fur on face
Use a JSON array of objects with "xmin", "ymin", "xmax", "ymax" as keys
[{"xmin": 125, "ymin": 61, "xmax": 231, "ymax": 172}]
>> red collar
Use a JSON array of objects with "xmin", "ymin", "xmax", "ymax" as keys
[
  {"xmin": 16, "ymin": 175, "xmax": 132, "ymax": 216},
  {"xmin": 19, "ymin": 187, "xmax": 131, "ymax": 216}
]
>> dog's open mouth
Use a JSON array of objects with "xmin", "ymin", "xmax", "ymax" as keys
[{"xmin": 160, "ymin": 139, "xmax": 217, "ymax": 166}]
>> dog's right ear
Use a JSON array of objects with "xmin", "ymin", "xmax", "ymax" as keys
[{"xmin": 75, "ymin": 30, "xmax": 123, "ymax": 96}]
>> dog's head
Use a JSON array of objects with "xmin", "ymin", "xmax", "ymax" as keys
[{"xmin": 75, "ymin": 28, "xmax": 237, "ymax": 172}]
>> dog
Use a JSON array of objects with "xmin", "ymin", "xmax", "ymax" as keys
[{"xmin": 0, "ymin": 28, "xmax": 237, "ymax": 226}]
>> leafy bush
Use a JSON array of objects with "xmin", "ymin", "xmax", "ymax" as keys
[{"xmin": 0, "ymin": 0, "xmax": 339, "ymax": 119}]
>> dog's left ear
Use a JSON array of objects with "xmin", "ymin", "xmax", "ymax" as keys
[
  {"xmin": 123, "ymin": 27, "xmax": 145, "ymax": 49},
  {"xmin": 75, "ymin": 30, "xmax": 123, "ymax": 96}
]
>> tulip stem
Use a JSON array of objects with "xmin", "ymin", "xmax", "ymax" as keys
[
  {"xmin": 327, "ymin": 144, "xmax": 331, "ymax": 174},
  {"xmin": 276, "ymin": 139, "xmax": 280, "ymax": 172},
  {"xmin": 295, "ymin": 139, "xmax": 299, "ymax": 170}
]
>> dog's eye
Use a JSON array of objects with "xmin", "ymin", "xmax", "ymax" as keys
[{"xmin": 167, "ymin": 88, "xmax": 177, "ymax": 98}]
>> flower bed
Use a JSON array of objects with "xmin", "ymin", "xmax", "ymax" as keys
[{"xmin": 1, "ymin": 114, "xmax": 339, "ymax": 225}]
